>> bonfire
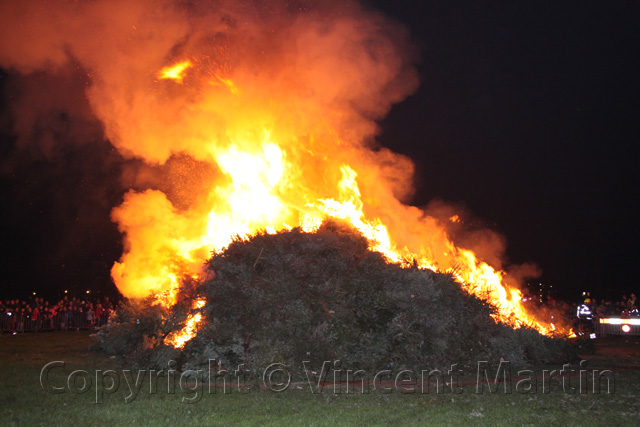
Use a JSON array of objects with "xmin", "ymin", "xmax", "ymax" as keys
[
  {"xmin": 94, "ymin": 221, "xmax": 576, "ymax": 375},
  {"xmin": 1, "ymin": 0, "xmax": 574, "ymax": 365}
]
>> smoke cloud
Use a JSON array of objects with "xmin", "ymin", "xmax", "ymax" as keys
[{"xmin": 1, "ymin": 0, "xmax": 542, "ymax": 316}]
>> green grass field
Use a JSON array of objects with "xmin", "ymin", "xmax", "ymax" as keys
[{"xmin": 1, "ymin": 331, "xmax": 639, "ymax": 425}]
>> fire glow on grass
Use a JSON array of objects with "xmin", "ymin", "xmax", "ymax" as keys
[{"xmin": 0, "ymin": 0, "xmax": 571, "ymax": 349}]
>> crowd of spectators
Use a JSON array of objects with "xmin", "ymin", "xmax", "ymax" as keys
[
  {"xmin": 3, "ymin": 291, "xmax": 636, "ymax": 334},
  {"xmin": 0, "ymin": 296, "xmax": 117, "ymax": 333},
  {"xmin": 586, "ymin": 292, "xmax": 638, "ymax": 318}
]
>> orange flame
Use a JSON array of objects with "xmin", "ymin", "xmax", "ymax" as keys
[
  {"xmin": 111, "ymin": 55, "xmax": 570, "ymax": 346},
  {"xmin": 209, "ymin": 74, "xmax": 239, "ymax": 94}
]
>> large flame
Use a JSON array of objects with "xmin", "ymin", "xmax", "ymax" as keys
[
  {"xmin": 118, "ymin": 52, "xmax": 563, "ymax": 345},
  {"xmin": 0, "ymin": 0, "xmax": 572, "ymax": 347}
]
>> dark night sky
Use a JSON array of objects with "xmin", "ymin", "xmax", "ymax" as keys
[
  {"xmin": 1, "ymin": 1, "xmax": 639, "ymax": 301},
  {"xmin": 372, "ymin": 0, "xmax": 639, "ymax": 300}
]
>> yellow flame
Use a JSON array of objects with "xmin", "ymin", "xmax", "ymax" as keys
[
  {"xmin": 164, "ymin": 299, "xmax": 206, "ymax": 348},
  {"xmin": 157, "ymin": 60, "xmax": 193, "ymax": 83},
  {"xmin": 113, "ymin": 58, "xmax": 573, "ymax": 347}
]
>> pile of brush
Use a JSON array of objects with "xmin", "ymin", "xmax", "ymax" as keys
[{"xmin": 93, "ymin": 220, "xmax": 576, "ymax": 376}]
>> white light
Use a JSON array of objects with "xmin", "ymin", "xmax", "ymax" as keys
[
  {"xmin": 622, "ymin": 325, "xmax": 631, "ymax": 333},
  {"xmin": 590, "ymin": 333, "xmax": 597, "ymax": 339},
  {"xmin": 600, "ymin": 318, "xmax": 640, "ymax": 325}
]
